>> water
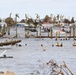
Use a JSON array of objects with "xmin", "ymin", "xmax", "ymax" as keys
[
  {"xmin": 0, "ymin": 38, "xmax": 76, "ymax": 75},
  {"xmin": 0, "ymin": 26, "xmax": 76, "ymax": 75}
]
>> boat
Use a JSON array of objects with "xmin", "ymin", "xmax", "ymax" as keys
[
  {"xmin": 0, "ymin": 50, "xmax": 13, "ymax": 58},
  {"xmin": 0, "ymin": 39, "xmax": 21, "ymax": 46},
  {"xmin": 56, "ymin": 42, "xmax": 62, "ymax": 47},
  {"xmin": 0, "ymin": 56, "xmax": 13, "ymax": 58},
  {"xmin": 73, "ymin": 43, "xmax": 76, "ymax": 46}
]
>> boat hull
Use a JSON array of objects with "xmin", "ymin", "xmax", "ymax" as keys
[{"xmin": 0, "ymin": 56, "xmax": 13, "ymax": 58}]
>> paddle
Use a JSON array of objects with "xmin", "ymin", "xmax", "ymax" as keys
[{"xmin": 0, "ymin": 50, "xmax": 7, "ymax": 57}]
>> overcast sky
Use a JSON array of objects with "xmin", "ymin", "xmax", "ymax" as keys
[{"xmin": 0, "ymin": 0, "xmax": 76, "ymax": 21}]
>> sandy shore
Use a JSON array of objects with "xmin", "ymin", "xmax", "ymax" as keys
[{"xmin": 0, "ymin": 71, "xmax": 16, "ymax": 75}]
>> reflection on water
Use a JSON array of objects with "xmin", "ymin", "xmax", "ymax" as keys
[{"xmin": 0, "ymin": 38, "xmax": 76, "ymax": 75}]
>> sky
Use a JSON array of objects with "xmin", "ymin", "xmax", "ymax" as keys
[{"xmin": 0, "ymin": 0, "xmax": 76, "ymax": 21}]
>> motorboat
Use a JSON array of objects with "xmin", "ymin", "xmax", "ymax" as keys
[
  {"xmin": 73, "ymin": 43, "xmax": 76, "ymax": 46},
  {"xmin": 0, "ymin": 55, "xmax": 13, "ymax": 58},
  {"xmin": 0, "ymin": 39, "xmax": 21, "ymax": 46},
  {"xmin": 56, "ymin": 42, "xmax": 63, "ymax": 47},
  {"xmin": 0, "ymin": 50, "xmax": 13, "ymax": 58}
]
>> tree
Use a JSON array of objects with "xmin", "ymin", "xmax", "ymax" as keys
[
  {"xmin": 53, "ymin": 16, "xmax": 56, "ymax": 23},
  {"xmin": 25, "ymin": 14, "xmax": 28, "ymax": 20},
  {"xmin": 15, "ymin": 13, "xmax": 19, "ymax": 23},
  {"xmin": 9, "ymin": 13, "xmax": 12, "ymax": 18},
  {"xmin": 43, "ymin": 15, "xmax": 50, "ymax": 22},
  {"xmin": 64, "ymin": 18, "xmax": 70, "ymax": 23},
  {"xmin": 71, "ymin": 17, "xmax": 74, "ymax": 23},
  {"xmin": 5, "ymin": 17, "xmax": 15, "ymax": 26},
  {"xmin": 0, "ymin": 18, "xmax": 2, "ymax": 22},
  {"xmin": 27, "ymin": 18, "xmax": 34, "ymax": 24},
  {"xmin": 20, "ymin": 19, "xmax": 26, "ymax": 23}
]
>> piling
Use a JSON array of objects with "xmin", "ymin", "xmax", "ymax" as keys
[
  {"xmin": 55, "ymin": 32, "xmax": 58, "ymax": 40},
  {"xmin": 73, "ymin": 26, "xmax": 75, "ymax": 39},
  {"xmin": 36, "ymin": 31, "xmax": 38, "ymax": 37},
  {"xmin": 25, "ymin": 31, "xmax": 29, "ymax": 38},
  {"xmin": 40, "ymin": 27, "xmax": 41, "ymax": 38},
  {"xmin": 8, "ymin": 26, "xmax": 10, "ymax": 35},
  {"xmin": 59, "ymin": 31, "xmax": 60, "ymax": 38},
  {"xmin": 15, "ymin": 27, "xmax": 18, "ymax": 37},
  {"xmin": 70, "ymin": 26, "xmax": 71, "ymax": 37},
  {"xmin": 50, "ymin": 27, "xmax": 52, "ymax": 38},
  {"xmin": 0, "ymin": 26, "xmax": 2, "ymax": 32},
  {"xmin": 65, "ymin": 33, "xmax": 68, "ymax": 40}
]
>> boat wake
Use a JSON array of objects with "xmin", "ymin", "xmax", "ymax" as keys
[{"xmin": 0, "ymin": 45, "xmax": 12, "ymax": 50}]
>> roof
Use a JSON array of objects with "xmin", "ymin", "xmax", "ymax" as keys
[{"xmin": 16, "ymin": 23, "xmax": 29, "ymax": 26}]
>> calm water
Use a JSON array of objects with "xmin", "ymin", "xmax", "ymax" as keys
[
  {"xmin": 0, "ymin": 27, "xmax": 76, "ymax": 75},
  {"xmin": 0, "ymin": 38, "xmax": 76, "ymax": 75}
]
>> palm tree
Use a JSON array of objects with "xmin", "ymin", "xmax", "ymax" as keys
[
  {"xmin": 9, "ymin": 13, "xmax": 12, "ymax": 18},
  {"xmin": 35, "ymin": 13, "xmax": 40, "ymax": 19},
  {"xmin": 14, "ymin": 14, "xmax": 19, "ymax": 37},
  {"xmin": 15, "ymin": 13, "xmax": 19, "ymax": 23},
  {"xmin": 25, "ymin": 14, "xmax": 28, "ymax": 20},
  {"xmin": 25, "ymin": 14, "xmax": 29, "ymax": 23},
  {"xmin": 35, "ymin": 13, "xmax": 41, "ymax": 26}
]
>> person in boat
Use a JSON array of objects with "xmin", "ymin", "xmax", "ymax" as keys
[
  {"xmin": 3, "ymin": 54, "xmax": 6, "ymax": 57},
  {"xmin": 3, "ymin": 54, "xmax": 13, "ymax": 58}
]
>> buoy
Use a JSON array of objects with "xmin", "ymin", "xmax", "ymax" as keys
[
  {"xmin": 43, "ymin": 49, "xmax": 45, "ymax": 51},
  {"xmin": 25, "ymin": 44, "xmax": 27, "ymax": 46},
  {"xmin": 41, "ymin": 44, "xmax": 43, "ymax": 46},
  {"xmin": 19, "ymin": 44, "xmax": 21, "ymax": 47},
  {"xmin": 60, "ymin": 39, "xmax": 62, "ymax": 41},
  {"xmin": 63, "ymin": 39, "xmax": 65, "ymax": 41},
  {"xmin": 68, "ymin": 38, "xmax": 70, "ymax": 40},
  {"xmin": 73, "ymin": 43, "xmax": 76, "ymax": 46},
  {"xmin": 55, "ymin": 38, "xmax": 57, "ymax": 41},
  {"xmin": 52, "ymin": 44, "xmax": 54, "ymax": 47}
]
